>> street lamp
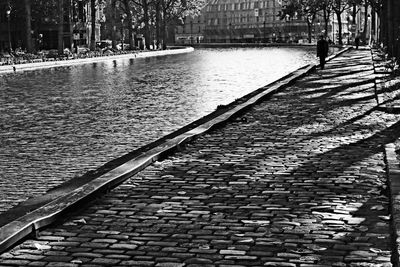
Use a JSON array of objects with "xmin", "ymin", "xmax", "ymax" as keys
[{"xmin": 6, "ymin": 3, "xmax": 12, "ymax": 52}]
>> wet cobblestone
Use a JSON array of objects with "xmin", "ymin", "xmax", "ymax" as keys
[{"xmin": 1, "ymin": 50, "xmax": 400, "ymax": 266}]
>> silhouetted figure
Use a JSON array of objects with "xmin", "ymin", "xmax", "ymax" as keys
[
  {"xmin": 355, "ymin": 37, "xmax": 360, "ymax": 49},
  {"xmin": 317, "ymin": 35, "xmax": 329, "ymax": 70}
]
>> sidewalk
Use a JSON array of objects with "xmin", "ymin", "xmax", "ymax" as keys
[
  {"xmin": 1, "ymin": 49, "xmax": 400, "ymax": 266},
  {"xmin": 0, "ymin": 47, "xmax": 194, "ymax": 75}
]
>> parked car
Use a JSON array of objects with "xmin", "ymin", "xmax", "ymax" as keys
[
  {"xmin": 116, "ymin": 43, "xmax": 130, "ymax": 50},
  {"xmin": 45, "ymin": 50, "xmax": 59, "ymax": 58},
  {"xmin": 77, "ymin": 46, "xmax": 90, "ymax": 54},
  {"xmin": 96, "ymin": 40, "xmax": 112, "ymax": 50}
]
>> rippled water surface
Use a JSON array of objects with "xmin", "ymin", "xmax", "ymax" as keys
[{"xmin": 0, "ymin": 47, "xmax": 317, "ymax": 210}]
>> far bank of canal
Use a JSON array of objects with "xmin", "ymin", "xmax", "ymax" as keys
[{"xmin": 0, "ymin": 46, "xmax": 319, "ymax": 212}]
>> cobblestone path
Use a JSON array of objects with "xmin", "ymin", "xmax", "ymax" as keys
[{"xmin": 2, "ymin": 49, "xmax": 400, "ymax": 266}]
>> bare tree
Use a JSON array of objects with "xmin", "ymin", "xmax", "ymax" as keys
[
  {"xmin": 361, "ymin": 0, "xmax": 369, "ymax": 43},
  {"xmin": 158, "ymin": 0, "xmax": 206, "ymax": 48},
  {"xmin": 130, "ymin": 0, "xmax": 151, "ymax": 49},
  {"xmin": 111, "ymin": 0, "xmax": 117, "ymax": 49},
  {"xmin": 280, "ymin": 0, "xmax": 321, "ymax": 43},
  {"xmin": 300, "ymin": 0, "xmax": 322, "ymax": 43},
  {"xmin": 122, "ymin": 0, "xmax": 135, "ymax": 49},
  {"xmin": 24, "ymin": 0, "xmax": 33, "ymax": 52},
  {"xmin": 58, "ymin": 0, "xmax": 64, "ymax": 53},
  {"xmin": 368, "ymin": 0, "xmax": 382, "ymax": 43},
  {"xmin": 90, "ymin": 0, "xmax": 96, "ymax": 50},
  {"xmin": 332, "ymin": 0, "xmax": 349, "ymax": 45},
  {"xmin": 321, "ymin": 0, "xmax": 333, "ymax": 38}
]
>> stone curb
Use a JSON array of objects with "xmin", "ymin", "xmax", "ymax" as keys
[
  {"xmin": 384, "ymin": 143, "xmax": 400, "ymax": 267},
  {"xmin": 0, "ymin": 47, "xmax": 348, "ymax": 254},
  {"xmin": 0, "ymin": 47, "xmax": 194, "ymax": 75}
]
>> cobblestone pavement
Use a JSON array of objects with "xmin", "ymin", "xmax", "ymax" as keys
[
  {"xmin": 2, "ymin": 49, "xmax": 400, "ymax": 266},
  {"xmin": 0, "ymin": 47, "xmax": 315, "ymax": 214}
]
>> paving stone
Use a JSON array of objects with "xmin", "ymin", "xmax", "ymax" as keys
[
  {"xmin": 46, "ymin": 263, "xmax": 79, "ymax": 267},
  {"xmin": 264, "ymin": 262, "xmax": 297, "ymax": 266},
  {"xmin": 27, "ymin": 262, "xmax": 48, "ymax": 266},
  {"xmin": 155, "ymin": 263, "xmax": 185, "ymax": 267},
  {"xmin": 90, "ymin": 258, "xmax": 121, "ymax": 265}
]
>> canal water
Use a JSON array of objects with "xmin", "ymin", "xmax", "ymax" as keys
[{"xmin": 0, "ymin": 47, "xmax": 317, "ymax": 211}]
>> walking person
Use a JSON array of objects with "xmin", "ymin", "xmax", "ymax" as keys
[{"xmin": 317, "ymin": 35, "xmax": 329, "ymax": 70}]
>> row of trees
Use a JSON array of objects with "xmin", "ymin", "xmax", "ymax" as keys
[
  {"xmin": 101, "ymin": 0, "xmax": 206, "ymax": 51},
  {"xmin": 380, "ymin": 0, "xmax": 400, "ymax": 60},
  {"xmin": 9, "ymin": 0, "xmax": 206, "ymax": 53},
  {"xmin": 281, "ymin": 0, "xmax": 382, "ymax": 45}
]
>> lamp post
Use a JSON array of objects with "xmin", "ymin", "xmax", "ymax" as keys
[{"xmin": 6, "ymin": 3, "xmax": 12, "ymax": 52}]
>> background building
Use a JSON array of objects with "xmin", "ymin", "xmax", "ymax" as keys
[
  {"xmin": 175, "ymin": 0, "xmax": 355, "ymax": 45},
  {"xmin": 176, "ymin": 0, "xmax": 310, "ymax": 44},
  {"xmin": 72, "ymin": 0, "xmax": 105, "ymax": 50},
  {"xmin": 0, "ymin": 0, "xmax": 104, "ymax": 52}
]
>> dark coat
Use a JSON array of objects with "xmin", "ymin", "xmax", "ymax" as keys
[{"xmin": 317, "ymin": 39, "xmax": 329, "ymax": 58}]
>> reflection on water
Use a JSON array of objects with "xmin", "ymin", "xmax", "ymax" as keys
[{"xmin": 0, "ymin": 47, "xmax": 317, "ymax": 210}]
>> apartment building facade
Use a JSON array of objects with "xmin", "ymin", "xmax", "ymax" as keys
[
  {"xmin": 0, "ymin": 0, "xmax": 105, "ymax": 52},
  {"xmin": 176, "ymin": 0, "xmax": 311, "ymax": 44},
  {"xmin": 176, "ymin": 0, "xmax": 361, "ymax": 44}
]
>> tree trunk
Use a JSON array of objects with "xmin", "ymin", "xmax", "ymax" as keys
[
  {"xmin": 123, "ymin": 0, "xmax": 134, "ymax": 49},
  {"xmin": 373, "ymin": 2, "xmax": 382, "ymax": 44},
  {"xmin": 307, "ymin": 21, "xmax": 312, "ymax": 43},
  {"xmin": 58, "ymin": 0, "xmax": 64, "ymax": 54},
  {"xmin": 111, "ymin": 0, "xmax": 117, "ymax": 49},
  {"xmin": 142, "ymin": 0, "xmax": 150, "ymax": 50},
  {"xmin": 323, "ymin": 9, "xmax": 330, "ymax": 37},
  {"xmin": 362, "ymin": 1, "xmax": 369, "ymax": 43},
  {"xmin": 381, "ymin": 0, "xmax": 387, "ymax": 48},
  {"xmin": 371, "ymin": 4, "xmax": 376, "ymax": 44},
  {"xmin": 387, "ymin": 0, "xmax": 394, "ymax": 55},
  {"xmin": 352, "ymin": 4, "xmax": 357, "ymax": 24},
  {"xmin": 336, "ymin": 11, "xmax": 343, "ymax": 45},
  {"xmin": 90, "ymin": 0, "xmax": 96, "ymax": 51},
  {"xmin": 155, "ymin": 1, "xmax": 161, "ymax": 48},
  {"xmin": 24, "ymin": 0, "xmax": 33, "ymax": 52},
  {"xmin": 68, "ymin": 0, "xmax": 73, "ymax": 50},
  {"xmin": 394, "ymin": 0, "xmax": 400, "ymax": 60},
  {"xmin": 161, "ymin": 0, "xmax": 167, "ymax": 49}
]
